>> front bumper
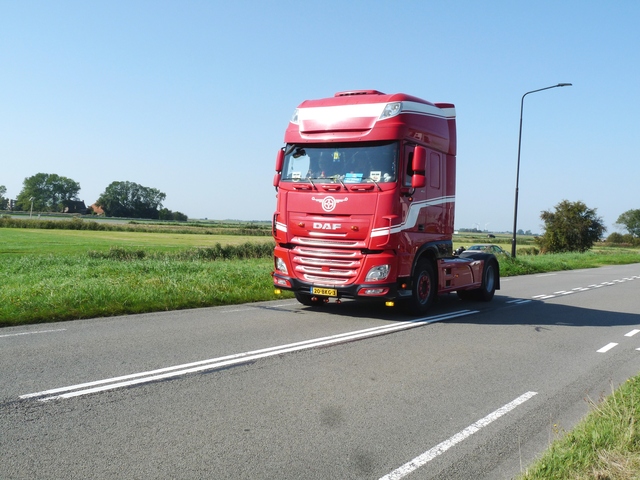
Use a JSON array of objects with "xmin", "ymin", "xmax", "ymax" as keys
[{"xmin": 272, "ymin": 272, "xmax": 400, "ymax": 300}]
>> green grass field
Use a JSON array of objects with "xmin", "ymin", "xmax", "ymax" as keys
[
  {"xmin": 2, "ymin": 227, "xmax": 639, "ymax": 326},
  {"xmin": 0, "ymin": 226, "xmax": 274, "ymax": 256},
  {"xmin": 0, "ymin": 227, "xmax": 281, "ymax": 326}
]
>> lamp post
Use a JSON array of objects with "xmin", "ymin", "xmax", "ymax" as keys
[{"xmin": 511, "ymin": 83, "xmax": 572, "ymax": 258}]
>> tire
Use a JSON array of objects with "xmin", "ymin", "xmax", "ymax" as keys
[
  {"xmin": 457, "ymin": 259, "xmax": 497, "ymax": 302},
  {"xmin": 294, "ymin": 292, "xmax": 324, "ymax": 307},
  {"xmin": 478, "ymin": 259, "xmax": 497, "ymax": 301},
  {"xmin": 404, "ymin": 259, "xmax": 436, "ymax": 315}
]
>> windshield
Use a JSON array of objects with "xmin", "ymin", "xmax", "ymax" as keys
[{"xmin": 281, "ymin": 141, "xmax": 398, "ymax": 184}]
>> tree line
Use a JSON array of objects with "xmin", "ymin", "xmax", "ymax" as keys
[
  {"xmin": 2, "ymin": 177, "xmax": 640, "ymax": 251},
  {"xmin": 0, "ymin": 173, "xmax": 187, "ymax": 221}
]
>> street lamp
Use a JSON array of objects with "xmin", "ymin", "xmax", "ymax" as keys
[{"xmin": 511, "ymin": 83, "xmax": 572, "ymax": 258}]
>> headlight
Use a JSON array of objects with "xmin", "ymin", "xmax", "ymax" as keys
[
  {"xmin": 275, "ymin": 257, "xmax": 288, "ymax": 274},
  {"xmin": 365, "ymin": 264, "xmax": 390, "ymax": 282}
]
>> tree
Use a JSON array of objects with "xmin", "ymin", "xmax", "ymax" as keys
[
  {"xmin": 615, "ymin": 209, "xmax": 640, "ymax": 238},
  {"xmin": 15, "ymin": 173, "xmax": 81, "ymax": 212},
  {"xmin": 0, "ymin": 185, "xmax": 7, "ymax": 210},
  {"xmin": 159, "ymin": 208, "xmax": 188, "ymax": 222},
  {"xmin": 535, "ymin": 200, "xmax": 606, "ymax": 253},
  {"xmin": 96, "ymin": 181, "xmax": 166, "ymax": 219}
]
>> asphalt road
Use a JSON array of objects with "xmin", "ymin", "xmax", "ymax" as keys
[{"xmin": 2, "ymin": 263, "xmax": 640, "ymax": 479}]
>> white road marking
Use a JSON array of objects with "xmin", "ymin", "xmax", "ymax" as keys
[
  {"xmin": 21, "ymin": 310, "xmax": 478, "ymax": 401},
  {"xmin": 380, "ymin": 391, "xmax": 538, "ymax": 480},
  {"xmin": 0, "ymin": 328, "xmax": 66, "ymax": 338},
  {"xmin": 597, "ymin": 343, "xmax": 618, "ymax": 353},
  {"xmin": 532, "ymin": 274, "xmax": 638, "ymax": 301},
  {"xmin": 625, "ymin": 329, "xmax": 640, "ymax": 337}
]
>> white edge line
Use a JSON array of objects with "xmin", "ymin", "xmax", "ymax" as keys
[
  {"xmin": 22, "ymin": 310, "xmax": 478, "ymax": 401},
  {"xmin": 380, "ymin": 391, "xmax": 538, "ymax": 480},
  {"xmin": 0, "ymin": 328, "xmax": 66, "ymax": 338}
]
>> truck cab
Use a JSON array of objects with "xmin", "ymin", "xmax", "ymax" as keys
[{"xmin": 272, "ymin": 90, "xmax": 498, "ymax": 314}]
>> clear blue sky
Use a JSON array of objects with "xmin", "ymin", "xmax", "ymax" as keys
[{"xmin": 1, "ymin": 1, "xmax": 638, "ymax": 234}]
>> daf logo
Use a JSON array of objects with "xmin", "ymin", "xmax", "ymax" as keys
[
  {"xmin": 311, "ymin": 196, "xmax": 348, "ymax": 212},
  {"xmin": 313, "ymin": 222, "xmax": 342, "ymax": 230}
]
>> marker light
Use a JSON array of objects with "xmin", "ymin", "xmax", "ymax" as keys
[
  {"xmin": 379, "ymin": 102, "xmax": 402, "ymax": 120},
  {"xmin": 275, "ymin": 257, "xmax": 288, "ymax": 274},
  {"xmin": 365, "ymin": 264, "xmax": 390, "ymax": 282},
  {"xmin": 290, "ymin": 108, "xmax": 300, "ymax": 124}
]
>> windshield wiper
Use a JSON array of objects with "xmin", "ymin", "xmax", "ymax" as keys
[
  {"xmin": 364, "ymin": 177, "xmax": 382, "ymax": 191},
  {"xmin": 335, "ymin": 176, "xmax": 349, "ymax": 191},
  {"xmin": 305, "ymin": 176, "xmax": 318, "ymax": 190}
]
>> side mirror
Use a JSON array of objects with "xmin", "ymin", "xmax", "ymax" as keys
[
  {"xmin": 275, "ymin": 149, "xmax": 285, "ymax": 173},
  {"xmin": 273, "ymin": 172, "xmax": 281, "ymax": 187},
  {"xmin": 411, "ymin": 146, "xmax": 426, "ymax": 188}
]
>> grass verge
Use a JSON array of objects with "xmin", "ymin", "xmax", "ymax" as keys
[
  {"xmin": 0, "ymin": 254, "xmax": 288, "ymax": 326},
  {"xmin": 519, "ymin": 375, "xmax": 640, "ymax": 479}
]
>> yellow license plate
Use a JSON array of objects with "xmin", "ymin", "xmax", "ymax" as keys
[{"xmin": 311, "ymin": 287, "xmax": 337, "ymax": 297}]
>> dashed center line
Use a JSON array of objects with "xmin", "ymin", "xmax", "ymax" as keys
[
  {"xmin": 597, "ymin": 343, "xmax": 618, "ymax": 353},
  {"xmin": 532, "ymin": 275, "xmax": 639, "ymax": 301}
]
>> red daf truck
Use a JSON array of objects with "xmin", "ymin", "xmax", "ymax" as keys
[{"xmin": 271, "ymin": 90, "xmax": 499, "ymax": 315}]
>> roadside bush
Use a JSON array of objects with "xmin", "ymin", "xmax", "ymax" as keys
[
  {"xmin": 605, "ymin": 232, "xmax": 639, "ymax": 246},
  {"xmin": 88, "ymin": 247, "xmax": 147, "ymax": 260},
  {"xmin": 87, "ymin": 242, "xmax": 274, "ymax": 262},
  {"xmin": 607, "ymin": 232, "xmax": 625, "ymax": 243}
]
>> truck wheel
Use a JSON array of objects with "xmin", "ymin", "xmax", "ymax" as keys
[
  {"xmin": 294, "ymin": 292, "xmax": 324, "ymax": 307},
  {"xmin": 478, "ymin": 259, "xmax": 497, "ymax": 301},
  {"xmin": 457, "ymin": 259, "xmax": 497, "ymax": 302},
  {"xmin": 404, "ymin": 259, "xmax": 436, "ymax": 315}
]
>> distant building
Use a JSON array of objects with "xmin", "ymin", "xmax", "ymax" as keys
[
  {"xmin": 62, "ymin": 200, "xmax": 87, "ymax": 214},
  {"xmin": 89, "ymin": 203, "xmax": 104, "ymax": 215}
]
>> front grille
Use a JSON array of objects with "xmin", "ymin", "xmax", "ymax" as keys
[{"xmin": 291, "ymin": 245, "xmax": 363, "ymax": 286}]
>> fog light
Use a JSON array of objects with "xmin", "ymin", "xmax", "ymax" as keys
[
  {"xmin": 275, "ymin": 257, "xmax": 288, "ymax": 274},
  {"xmin": 274, "ymin": 277, "xmax": 291, "ymax": 287},
  {"xmin": 365, "ymin": 264, "xmax": 390, "ymax": 281},
  {"xmin": 358, "ymin": 287, "xmax": 390, "ymax": 296}
]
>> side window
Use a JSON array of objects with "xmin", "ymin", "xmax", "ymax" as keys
[{"xmin": 429, "ymin": 152, "xmax": 441, "ymax": 189}]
